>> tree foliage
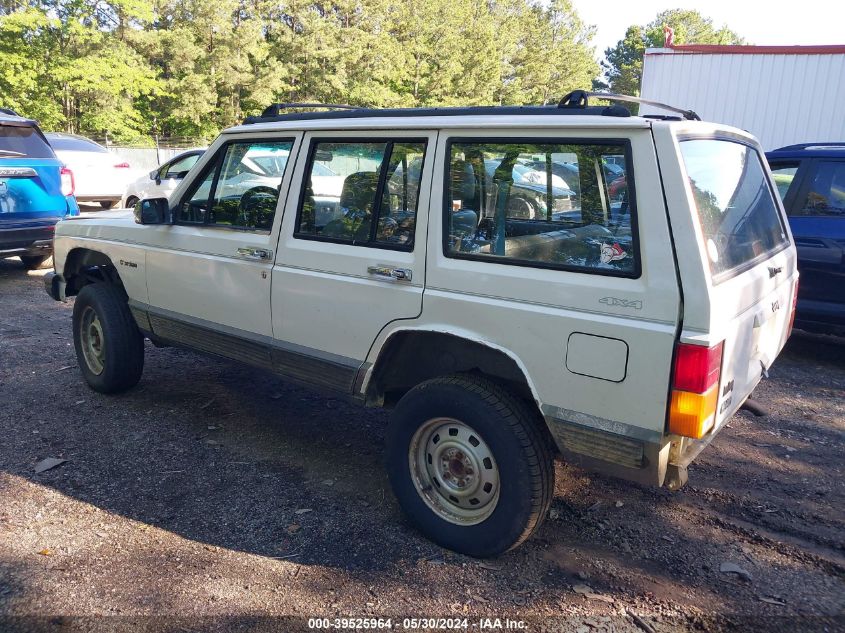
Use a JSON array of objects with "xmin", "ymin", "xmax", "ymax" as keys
[
  {"xmin": 598, "ymin": 9, "xmax": 745, "ymax": 98},
  {"xmin": 0, "ymin": 0, "xmax": 600, "ymax": 142}
]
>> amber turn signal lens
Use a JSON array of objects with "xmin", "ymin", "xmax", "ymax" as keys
[{"xmin": 669, "ymin": 384, "xmax": 718, "ymax": 439}]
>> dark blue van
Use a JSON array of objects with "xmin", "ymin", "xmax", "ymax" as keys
[
  {"xmin": 767, "ymin": 143, "xmax": 845, "ymax": 336},
  {"xmin": 0, "ymin": 110, "xmax": 79, "ymax": 270}
]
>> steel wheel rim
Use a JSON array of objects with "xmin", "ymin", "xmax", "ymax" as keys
[
  {"xmin": 409, "ymin": 417, "xmax": 500, "ymax": 525},
  {"xmin": 80, "ymin": 306, "xmax": 105, "ymax": 375}
]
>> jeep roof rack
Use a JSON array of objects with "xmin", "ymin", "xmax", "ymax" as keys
[
  {"xmin": 242, "ymin": 100, "xmax": 632, "ymax": 125},
  {"xmin": 558, "ymin": 90, "xmax": 701, "ymax": 121}
]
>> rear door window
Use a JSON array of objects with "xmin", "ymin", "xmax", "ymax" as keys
[
  {"xmin": 794, "ymin": 160, "xmax": 845, "ymax": 217},
  {"xmin": 0, "ymin": 125, "xmax": 55, "ymax": 159},
  {"xmin": 296, "ymin": 140, "xmax": 427, "ymax": 249},
  {"xmin": 680, "ymin": 139, "xmax": 789, "ymax": 280}
]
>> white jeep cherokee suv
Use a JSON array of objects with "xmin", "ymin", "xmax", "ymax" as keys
[{"xmin": 44, "ymin": 93, "xmax": 798, "ymax": 557}]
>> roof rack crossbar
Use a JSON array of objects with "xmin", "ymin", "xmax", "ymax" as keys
[
  {"xmin": 558, "ymin": 90, "xmax": 701, "ymax": 121},
  {"xmin": 258, "ymin": 103, "xmax": 360, "ymax": 118}
]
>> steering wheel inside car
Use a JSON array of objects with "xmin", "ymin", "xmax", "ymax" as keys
[{"xmin": 238, "ymin": 186, "xmax": 279, "ymax": 229}]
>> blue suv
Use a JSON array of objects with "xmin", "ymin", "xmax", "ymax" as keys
[
  {"xmin": 767, "ymin": 143, "xmax": 845, "ymax": 336},
  {"xmin": 0, "ymin": 109, "xmax": 79, "ymax": 270}
]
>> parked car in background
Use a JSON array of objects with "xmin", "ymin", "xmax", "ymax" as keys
[
  {"xmin": 0, "ymin": 111, "xmax": 79, "ymax": 269},
  {"xmin": 481, "ymin": 159, "xmax": 575, "ymax": 218},
  {"xmin": 767, "ymin": 143, "xmax": 845, "ymax": 335},
  {"xmin": 121, "ymin": 149, "xmax": 205, "ymax": 209},
  {"xmin": 46, "ymin": 133, "xmax": 133, "ymax": 209}
]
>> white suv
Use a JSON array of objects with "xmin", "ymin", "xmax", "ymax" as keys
[{"xmin": 44, "ymin": 93, "xmax": 798, "ymax": 557}]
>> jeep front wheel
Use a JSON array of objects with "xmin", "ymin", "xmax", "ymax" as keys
[
  {"xmin": 72, "ymin": 283, "xmax": 144, "ymax": 393},
  {"xmin": 385, "ymin": 374, "xmax": 554, "ymax": 557}
]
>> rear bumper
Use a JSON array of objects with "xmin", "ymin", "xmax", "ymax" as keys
[
  {"xmin": 0, "ymin": 223, "xmax": 55, "ymax": 257},
  {"xmin": 75, "ymin": 194, "xmax": 122, "ymax": 203}
]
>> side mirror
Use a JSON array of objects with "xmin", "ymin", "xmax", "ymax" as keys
[
  {"xmin": 134, "ymin": 198, "xmax": 170, "ymax": 225},
  {"xmin": 149, "ymin": 170, "xmax": 157, "ymax": 180}
]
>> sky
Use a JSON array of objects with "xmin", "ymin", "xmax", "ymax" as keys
[{"xmin": 570, "ymin": 0, "xmax": 845, "ymax": 61}]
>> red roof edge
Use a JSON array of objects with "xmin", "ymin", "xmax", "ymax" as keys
[{"xmin": 647, "ymin": 44, "xmax": 845, "ymax": 55}]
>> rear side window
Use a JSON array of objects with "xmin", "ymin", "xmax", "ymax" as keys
[
  {"xmin": 794, "ymin": 161, "xmax": 845, "ymax": 217},
  {"xmin": 445, "ymin": 140, "xmax": 638, "ymax": 276},
  {"xmin": 680, "ymin": 139, "xmax": 788, "ymax": 280},
  {"xmin": 0, "ymin": 125, "xmax": 55, "ymax": 158}
]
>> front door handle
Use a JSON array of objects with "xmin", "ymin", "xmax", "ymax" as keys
[
  {"xmin": 236, "ymin": 247, "xmax": 272, "ymax": 261},
  {"xmin": 367, "ymin": 265, "xmax": 412, "ymax": 282}
]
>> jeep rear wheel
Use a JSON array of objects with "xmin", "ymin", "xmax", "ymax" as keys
[
  {"xmin": 386, "ymin": 374, "xmax": 554, "ymax": 557},
  {"xmin": 72, "ymin": 283, "xmax": 144, "ymax": 393}
]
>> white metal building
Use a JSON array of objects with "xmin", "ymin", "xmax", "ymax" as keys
[{"xmin": 639, "ymin": 45, "xmax": 845, "ymax": 150}]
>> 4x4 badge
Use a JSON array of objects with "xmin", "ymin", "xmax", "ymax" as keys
[{"xmin": 599, "ymin": 296, "xmax": 643, "ymax": 310}]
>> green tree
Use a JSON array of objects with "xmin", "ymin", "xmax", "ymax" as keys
[
  {"xmin": 1, "ymin": 0, "xmax": 605, "ymax": 141},
  {"xmin": 0, "ymin": 0, "xmax": 159, "ymax": 141},
  {"xmin": 599, "ymin": 9, "xmax": 745, "ymax": 98},
  {"xmin": 494, "ymin": 0, "xmax": 598, "ymax": 105}
]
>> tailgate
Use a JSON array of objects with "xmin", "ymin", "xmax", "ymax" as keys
[
  {"xmin": 670, "ymin": 131, "xmax": 798, "ymax": 437},
  {"xmin": 713, "ymin": 257, "xmax": 796, "ymax": 428},
  {"xmin": 0, "ymin": 159, "xmax": 66, "ymax": 217}
]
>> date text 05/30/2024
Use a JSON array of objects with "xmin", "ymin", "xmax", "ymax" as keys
[{"xmin": 307, "ymin": 618, "xmax": 527, "ymax": 630}]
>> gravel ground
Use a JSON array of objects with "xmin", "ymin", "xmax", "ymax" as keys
[{"xmin": 1, "ymin": 257, "xmax": 843, "ymax": 633}]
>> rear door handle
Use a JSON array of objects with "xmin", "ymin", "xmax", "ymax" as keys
[
  {"xmin": 367, "ymin": 265, "xmax": 412, "ymax": 282},
  {"xmin": 236, "ymin": 247, "xmax": 272, "ymax": 260}
]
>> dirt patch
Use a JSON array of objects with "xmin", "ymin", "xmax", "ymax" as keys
[{"xmin": 1, "ymin": 257, "xmax": 843, "ymax": 632}]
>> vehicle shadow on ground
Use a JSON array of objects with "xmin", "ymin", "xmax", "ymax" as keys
[
  {"xmin": 1, "ymin": 266, "xmax": 843, "ymax": 619},
  {"xmin": 782, "ymin": 330, "xmax": 845, "ymax": 367}
]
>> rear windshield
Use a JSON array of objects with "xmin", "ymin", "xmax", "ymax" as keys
[
  {"xmin": 47, "ymin": 135, "xmax": 108, "ymax": 153},
  {"xmin": 0, "ymin": 124, "xmax": 55, "ymax": 158},
  {"xmin": 680, "ymin": 139, "xmax": 788, "ymax": 280}
]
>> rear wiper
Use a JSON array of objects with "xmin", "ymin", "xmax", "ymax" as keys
[{"xmin": 0, "ymin": 150, "xmax": 26, "ymax": 157}]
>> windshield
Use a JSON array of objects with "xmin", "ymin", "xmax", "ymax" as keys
[
  {"xmin": 680, "ymin": 139, "xmax": 789, "ymax": 280},
  {"xmin": 1, "ymin": 125, "xmax": 55, "ymax": 158}
]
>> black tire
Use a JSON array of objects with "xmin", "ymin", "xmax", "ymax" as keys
[
  {"xmin": 386, "ymin": 374, "xmax": 554, "ymax": 557},
  {"xmin": 19, "ymin": 254, "xmax": 52, "ymax": 270},
  {"xmin": 72, "ymin": 283, "xmax": 144, "ymax": 394},
  {"xmin": 125, "ymin": 196, "xmax": 139, "ymax": 209},
  {"xmin": 100, "ymin": 200, "xmax": 116, "ymax": 210}
]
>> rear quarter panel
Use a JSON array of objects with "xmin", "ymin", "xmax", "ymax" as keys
[{"xmin": 366, "ymin": 126, "xmax": 681, "ymax": 444}]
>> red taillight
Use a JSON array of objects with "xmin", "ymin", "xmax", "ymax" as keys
[
  {"xmin": 668, "ymin": 341, "xmax": 724, "ymax": 439},
  {"xmin": 60, "ymin": 167, "xmax": 75, "ymax": 196},
  {"xmin": 788, "ymin": 279, "xmax": 799, "ymax": 336},
  {"xmin": 114, "ymin": 162, "xmax": 130, "ymax": 168},
  {"xmin": 672, "ymin": 341, "xmax": 724, "ymax": 394}
]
